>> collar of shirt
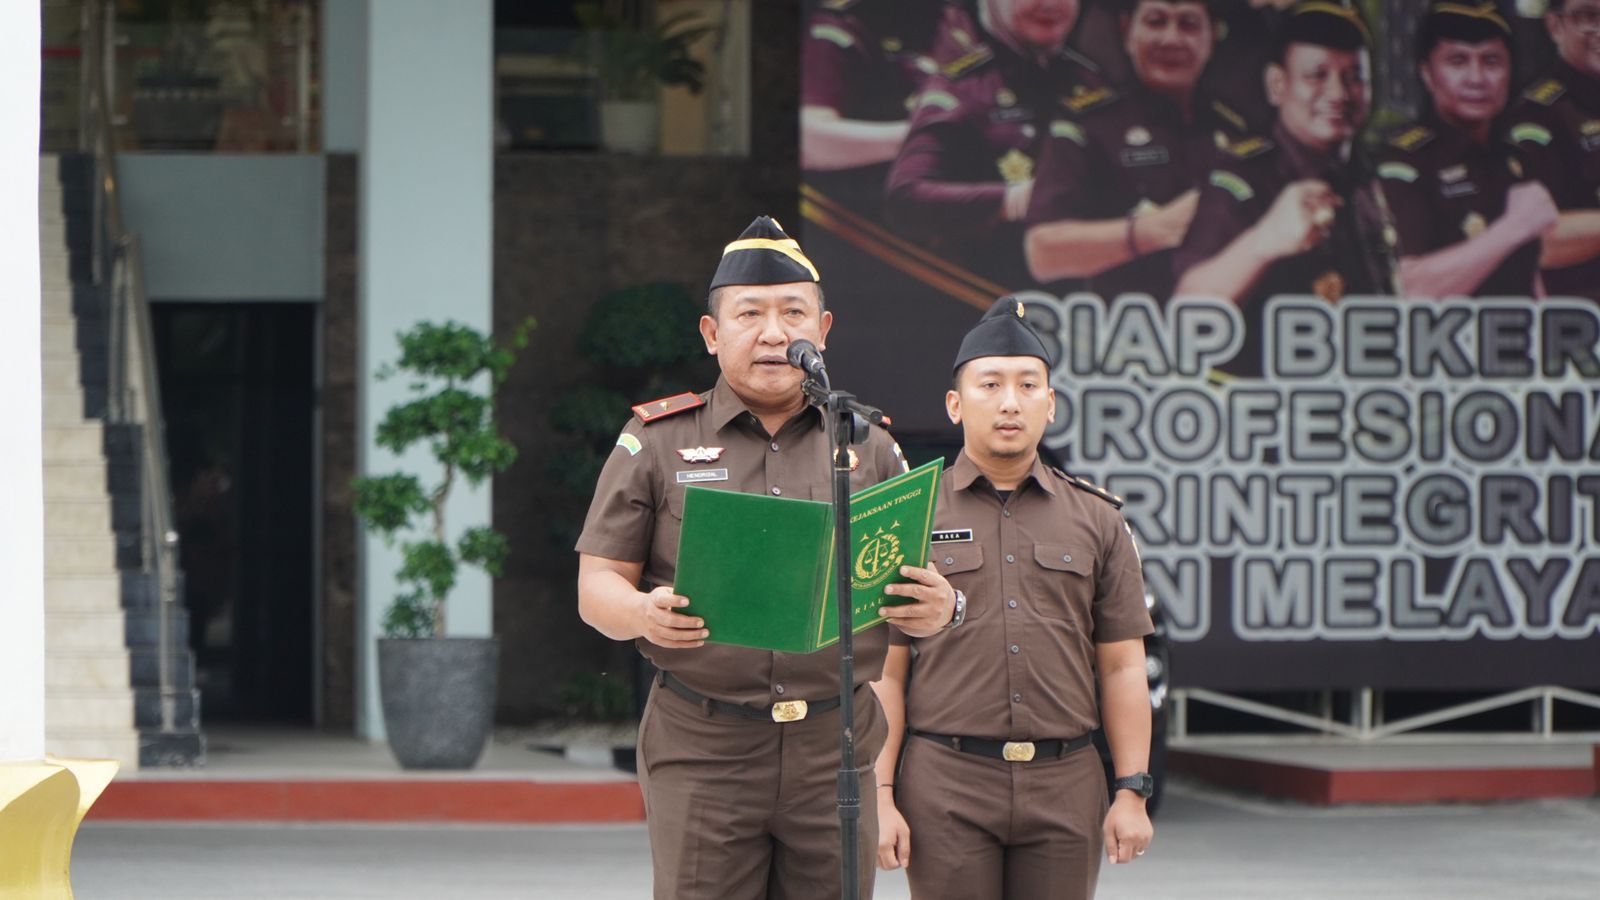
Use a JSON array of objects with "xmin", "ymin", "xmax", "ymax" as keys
[
  {"xmin": 1421, "ymin": 112, "xmax": 1495, "ymax": 162},
  {"xmin": 707, "ymin": 374, "xmax": 823, "ymax": 435},
  {"xmin": 1555, "ymin": 59, "xmax": 1600, "ymax": 114},
  {"xmin": 1273, "ymin": 120, "xmax": 1361, "ymax": 194},
  {"xmin": 947, "ymin": 449, "xmax": 1059, "ymax": 497}
]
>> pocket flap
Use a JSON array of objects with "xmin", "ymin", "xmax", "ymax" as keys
[
  {"xmin": 931, "ymin": 542, "xmax": 984, "ymax": 574},
  {"xmin": 1034, "ymin": 543, "xmax": 1090, "ymax": 575}
]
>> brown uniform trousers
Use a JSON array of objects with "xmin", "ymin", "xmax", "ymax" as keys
[
  {"xmin": 897, "ymin": 736, "xmax": 1107, "ymax": 900},
  {"xmin": 638, "ymin": 681, "xmax": 887, "ymax": 900}
]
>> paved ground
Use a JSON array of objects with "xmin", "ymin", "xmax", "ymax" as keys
[{"xmin": 74, "ymin": 779, "xmax": 1600, "ymax": 899}]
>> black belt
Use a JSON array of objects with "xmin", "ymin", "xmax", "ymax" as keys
[
  {"xmin": 910, "ymin": 728, "xmax": 1094, "ymax": 762},
  {"xmin": 658, "ymin": 671, "xmax": 844, "ymax": 723}
]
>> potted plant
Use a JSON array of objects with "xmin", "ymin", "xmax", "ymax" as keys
[
  {"xmin": 352, "ymin": 319, "xmax": 532, "ymax": 769},
  {"xmin": 576, "ymin": 3, "xmax": 716, "ymax": 153}
]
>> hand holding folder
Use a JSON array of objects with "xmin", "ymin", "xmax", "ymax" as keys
[{"xmin": 673, "ymin": 459, "xmax": 943, "ymax": 653}]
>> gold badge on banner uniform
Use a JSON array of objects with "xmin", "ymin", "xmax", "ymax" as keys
[
  {"xmin": 882, "ymin": 36, "xmax": 903, "ymax": 52},
  {"xmin": 1462, "ymin": 212, "xmax": 1487, "ymax": 238},
  {"xmin": 1508, "ymin": 157, "xmax": 1523, "ymax": 178},
  {"xmin": 1133, "ymin": 198, "xmax": 1159, "ymax": 216},
  {"xmin": 1439, "ymin": 164, "xmax": 1468, "ymax": 183},
  {"xmin": 996, "ymin": 87, "xmax": 1017, "ymax": 108},
  {"xmin": 1214, "ymin": 130, "xmax": 1229, "ymax": 149},
  {"xmin": 997, "ymin": 148, "xmax": 1034, "ymax": 184},
  {"xmin": 1125, "ymin": 126, "xmax": 1151, "ymax": 146},
  {"xmin": 1313, "ymin": 270, "xmax": 1345, "ymax": 302},
  {"xmin": 677, "ymin": 446, "xmax": 725, "ymax": 463},
  {"xmin": 834, "ymin": 447, "xmax": 861, "ymax": 471},
  {"xmin": 1383, "ymin": 225, "xmax": 1399, "ymax": 249}
]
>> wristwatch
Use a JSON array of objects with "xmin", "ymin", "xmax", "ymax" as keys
[
  {"xmin": 943, "ymin": 589, "xmax": 967, "ymax": 630},
  {"xmin": 1112, "ymin": 772, "xmax": 1155, "ymax": 799}
]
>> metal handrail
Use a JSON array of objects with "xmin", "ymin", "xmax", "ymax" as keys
[{"xmin": 81, "ymin": 0, "xmax": 183, "ymax": 736}]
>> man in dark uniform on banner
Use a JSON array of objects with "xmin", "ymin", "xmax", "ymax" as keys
[
  {"xmin": 1172, "ymin": 0, "xmax": 1394, "ymax": 376},
  {"xmin": 885, "ymin": 0, "xmax": 1107, "ymax": 293},
  {"xmin": 872, "ymin": 297, "xmax": 1155, "ymax": 900},
  {"xmin": 1024, "ymin": 0, "xmax": 1251, "ymax": 302},
  {"xmin": 575, "ymin": 216, "xmax": 957, "ymax": 900},
  {"xmin": 1378, "ymin": 1, "xmax": 1557, "ymax": 299},
  {"xmin": 1506, "ymin": 0, "xmax": 1600, "ymax": 300}
]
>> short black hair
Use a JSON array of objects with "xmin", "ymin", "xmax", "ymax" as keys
[
  {"xmin": 1274, "ymin": 1, "xmax": 1371, "ymax": 64},
  {"xmin": 1414, "ymin": 2, "xmax": 1513, "ymax": 61},
  {"xmin": 706, "ymin": 283, "xmax": 827, "ymax": 317}
]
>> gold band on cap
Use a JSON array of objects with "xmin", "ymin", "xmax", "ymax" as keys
[
  {"xmin": 1292, "ymin": 1, "xmax": 1371, "ymax": 42},
  {"xmin": 721, "ymin": 237, "xmax": 820, "ymax": 282},
  {"xmin": 1433, "ymin": 2, "xmax": 1510, "ymax": 35}
]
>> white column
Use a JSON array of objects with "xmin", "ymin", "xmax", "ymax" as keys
[
  {"xmin": 357, "ymin": 0, "xmax": 494, "ymax": 739},
  {"xmin": 0, "ymin": 0, "xmax": 44, "ymax": 764}
]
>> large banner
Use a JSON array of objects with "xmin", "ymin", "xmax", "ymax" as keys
[{"xmin": 800, "ymin": 0, "xmax": 1600, "ymax": 689}]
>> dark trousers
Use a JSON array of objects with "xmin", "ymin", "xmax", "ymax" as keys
[
  {"xmin": 896, "ymin": 732, "xmax": 1107, "ymax": 900},
  {"xmin": 637, "ymin": 681, "xmax": 886, "ymax": 900}
]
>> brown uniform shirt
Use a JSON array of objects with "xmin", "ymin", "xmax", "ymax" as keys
[
  {"xmin": 1173, "ymin": 121, "xmax": 1397, "ymax": 376},
  {"xmin": 885, "ymin": 29, "xmax": 1105, "ymax": 292},
  {"xmin": 575, "ymin": 376, "xmax": 908, "ymax": 708},
  {"xmin": 1376, "ymin": 115, "xmax": 1541, "ymax": 297},
  {"xmin": 892, "ymin": 452, "xmax": 1152, "ymax": 740},
  {"xmin": 1506, "ymin": 61, "xmax": 1600, "ymax": 300},
  {"xmin": 1026, "ymin": 82, "xmax": 1250, "ymax": 301}
]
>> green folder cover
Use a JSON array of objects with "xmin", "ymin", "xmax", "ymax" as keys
[{"xmin": 674, "ymin": 458, "xmax": 943, "ymax": 653}]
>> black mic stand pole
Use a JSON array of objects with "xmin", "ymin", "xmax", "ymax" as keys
[{"xmin": 801, "ymin": 372, "xmax": 884, "ymax": 900}]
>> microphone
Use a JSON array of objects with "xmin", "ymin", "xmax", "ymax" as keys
[{"xmin": 786, "ymin": 339, "xmax": 828, "ymax": 375}]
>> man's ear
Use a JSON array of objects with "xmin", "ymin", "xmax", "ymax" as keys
[
  {"xmin": 945, "ymin": 389, "xmax": 962, "ymax": 425},
  {"xmin": 699, "ymin": 315, "xmax": 719, "ymax": 354},
  {"xmin": 818, "ymin": 309, "xmax": 834, "ymax": 350},
  {"xmin": 1264, "ymin": 62, "xmax": 1287, "ymax": 107},
  {"xmin": 1046, "ymin": 387, "xmax": 1057, "ymax": 425}
]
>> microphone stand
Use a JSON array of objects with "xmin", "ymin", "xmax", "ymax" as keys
[{"xmin": 800, "ymin": 371, "xmax": 884, "ymax": 900}]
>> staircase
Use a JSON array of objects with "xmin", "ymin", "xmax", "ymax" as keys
[{"xmin": 40, "ymin": 153, "xmax": 204, "ymax": 768}]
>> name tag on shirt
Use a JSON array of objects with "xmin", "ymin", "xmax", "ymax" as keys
[
  {"xmin": 676, "ymin": 469, "xmax": 729, "ymax": 484},
  {"xmin": 931, "ymin": 529, "xmax": 974, "ymax": 543}
]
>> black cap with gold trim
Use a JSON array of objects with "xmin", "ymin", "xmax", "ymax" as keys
[
  {"xmin": 1282, "ymin": 0, "xmax": 1371, "ymax": 51},
  {"xmin": 1415, "ymin": 1, "xmax": 1512, "ymax": 59},
  {"xmin": 952, "ymin": 296, "xmax": 1054, "ymax": 374},
  {"xmin": 709, "ymin": 216, "xmax": 821, "ymax": 290}
]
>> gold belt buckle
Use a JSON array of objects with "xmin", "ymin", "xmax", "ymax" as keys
[
  {"xmin": 771, "ymin": 699, "xmax": 809, "ymax": 722},
  {"xmin": 1002, "ymin": 741, "xmax": 1036, "ymax": 762}
]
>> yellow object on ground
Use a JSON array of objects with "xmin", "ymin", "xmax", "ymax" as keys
[{"xmin": 0, "ymin": 758, "xmax": 119, "ymax": 899}]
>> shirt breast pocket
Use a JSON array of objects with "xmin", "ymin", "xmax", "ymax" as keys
[
  {"xmin": 931, "ymin": 543, "xmax": 986, "ymax": 621},
  {"xmin": 1029, "ymin": 542, "xmax": 1093, "ymax": 625}
]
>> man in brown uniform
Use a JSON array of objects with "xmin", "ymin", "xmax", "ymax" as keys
[
  {"xmin": 1377, "ymin": 1, "xmax": 1557, "ymax": 299},
  {"xmin": 1024, "ymin": 0, "xmax": 1252, "ymax": 301},
  {"xmin": 1505, "ymin": 0, "xmax": 1600, "ymax": 300},
  {"xmin": 885, "ymin": 0, "xmax": 1106, "ymax": 293},
  {"xmin": 575, "ymin": 216, "xmax": 958, "ymax": 900},
  {"xmin": 1172, "ymin": 0, "xmax": 1394, "ymax": 376},
  {"xmin": 873, "ymin": 297, "xmax": 1155, "ymax": 900}
]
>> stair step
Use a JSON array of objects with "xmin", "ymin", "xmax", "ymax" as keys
[
  {"xmin": 43, "ymin": 388, "xmax": 88, "ymax": 424},
  {"xmin": 45, "ymin": 689, "xmax": 136, "ymax": 730},
  {"xmin": 140, "ymin": 730, "xmax": 206, "ymax": 768},
  {"xmin": 44, "ymin": 731, "xmax": 141, "ymax": 770},
  {"xmin": 41, "ymin": 317, "xmax": 76, "ymax": 357},
  {"xmin": 41, "ymin": 287, "xmax": 77, "ymax": 318},
  {"xmin": 45, "ymin": 573, "xmax": 121, "ymax": 610},
  {"xmin": 45, "ymin": 609, "xmax": 128, "ymax": 649},
  {"xmin": 42, "ymin": 355, "xmax": 81, "ymax": 391},
  {"xmin": 44, "ymin": 498, "xmax": 112, "ymax": 535},
  {"xmin": 44, "ymin": 461, "xmax": 109, "ymax": 498},
  {"xmin": 41, "ymin": 252, "xmax": 71, "ymax": 287},
  {"xmin": 43, "ymin": 423, "xmax": 103, "ymax": 461},
  {"xmin": 133, "ymin": 688, "xmax": 200, "ymax": 731},
  {"xmin": 46, "ymin": 651, "xmax": 132, "ymax": 691},
  {"xmin": 129, "ymin": 650, "xmax": 196, "ymax": 690},
  {"xmin": 44, "ymin": 535, "xmax": 117, "ymax": 574}
]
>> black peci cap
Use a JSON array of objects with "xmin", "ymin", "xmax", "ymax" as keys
[
  {"xmin": 952, "ymin": 296, "xmax": 1054, "ymax": 374},
  {"xmin": 1415, "ymin": 1, "xmax": 1512, "ymax": 59},
  {"xmin": 709, "ymin": 216, "xmax": 820, "ymax": 290},
  {"xmin": 1281, "ymin": 0, "xmax": 1371, "ymax": 52}
]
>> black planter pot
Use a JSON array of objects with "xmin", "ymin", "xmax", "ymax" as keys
[{"xmin": 378, "ymin": 637, "xmax": 499, "ymax": 770}]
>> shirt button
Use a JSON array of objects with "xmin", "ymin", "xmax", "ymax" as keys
[
  {"xmin": 1006, "ymin": 554, "xmax": 1016, "ymax": 563},
  {"xmin": 771, "ymin": 487, "xmax": 782, "ymax": 496},
  {"xmin": 943, "ymin": 556, "xmax": 955, "ymax": 566},
  {"xmin": 1003, "ymin": 509, "xmax": 1011, "ymax": 518},
  {"xmin": 1009, "ymin": 644, "xmax": 1020, "ymax": 654},
  {"xmin": 770, "ymin": 442, "xmax": 780, "ymax": 452},
  {"xmin": 1012, "ymin": 693, "xmax": 1023, "ymax": 703},
  {"xmin": 774, "ymin": 684, "xmax": 785, "ymax": 695},
  {"xmin": 1008, "ymin": 599, "xmax": 1018, "ymax": 609},
  {"xmin": 1061, "ymin": 554, "xmax": 1072, "ymax": 563}
]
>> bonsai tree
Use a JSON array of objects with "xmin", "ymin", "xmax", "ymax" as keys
[
  {"xmin": 576, "ymin": 3, "xmax": 716, "ymax": 101},
  {"xmin": 352, "ymin": 319, "xmax": 533, "ymax": 638}
]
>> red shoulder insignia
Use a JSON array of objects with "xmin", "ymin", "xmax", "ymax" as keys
[{"xmin": 631, "ymin": 392, "xmax": 705, "ymax": 424}]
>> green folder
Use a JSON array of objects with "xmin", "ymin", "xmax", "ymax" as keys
[{"xmin": 674, "ymin": 458, "xmax": 943, "ymax": 653}]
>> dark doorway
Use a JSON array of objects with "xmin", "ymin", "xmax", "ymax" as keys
[{"xmin": 154, "ymin": 302, "xmax": 316, "ymax": 724}]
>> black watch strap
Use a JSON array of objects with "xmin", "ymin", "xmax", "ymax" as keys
[{"xmin": 1112, "ymin": 772, "xmax": 1154, "ymax": 798}]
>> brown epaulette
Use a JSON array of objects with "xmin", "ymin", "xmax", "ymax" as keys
[
  {"xmin": 1211, "ymin": 99, "xmax": 1247, "ymax": 133},
  {"xmin": 1064, "ymin": 471, "xmax": 1124, "ymax": 509},
  {"xmin": 631, "ymin": 392, "xmax": 705, "ymax": 424},
  {"xmin": 943, "ymin": 45, "xmax": 993, "ymax": 78},
  {"xmin": 1524, "ymin": 78, "xmax": 1566, "ymax": 106}
]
